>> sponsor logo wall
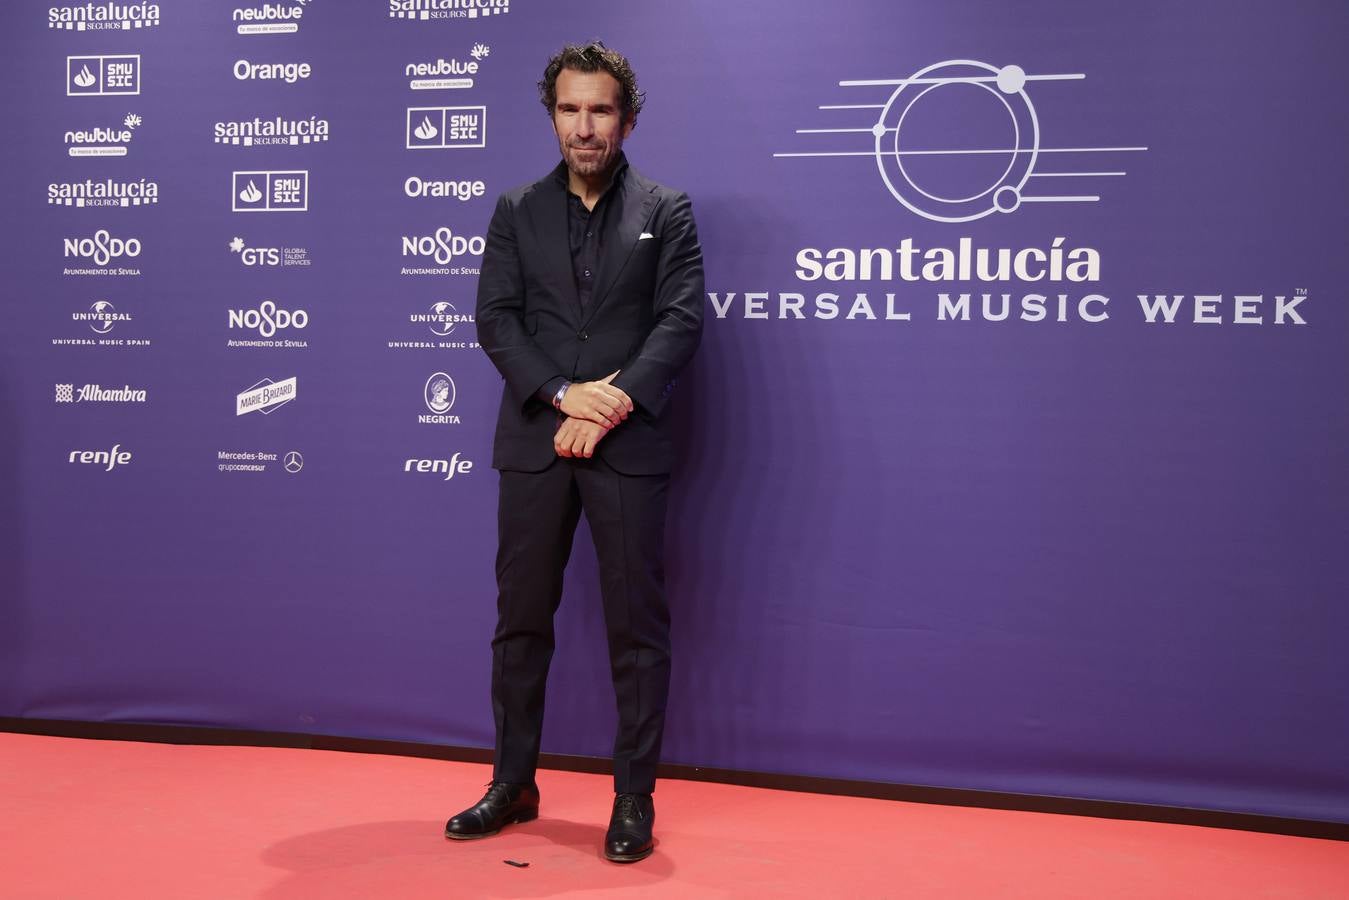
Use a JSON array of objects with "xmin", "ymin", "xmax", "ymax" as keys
[{"xmin": 6, "ymin": 2, "xmax": 1346, "ymax": 825}]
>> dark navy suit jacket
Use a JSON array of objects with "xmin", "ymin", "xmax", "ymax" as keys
[{"xmin": 475, "ymin": 158, "xmax": 704, "ymax": 475}]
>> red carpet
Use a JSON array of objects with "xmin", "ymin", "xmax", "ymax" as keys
[{"xmin": 1, "ymin": 733, "xmax": 1345, "ymax": 898}]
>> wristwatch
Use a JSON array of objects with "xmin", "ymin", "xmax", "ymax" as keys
[{"xmin": 551, "ymin": 381, "xmax": 572, "ymax": 410}]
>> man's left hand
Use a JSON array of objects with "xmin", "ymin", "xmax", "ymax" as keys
[{"xmin": 555, "ymin": 416, "xmax": 610, "ymax": 458}]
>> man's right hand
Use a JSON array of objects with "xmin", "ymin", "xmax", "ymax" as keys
[{"xmin": 559, "ymin": 376, "xmax": 633, "ymax": 428}]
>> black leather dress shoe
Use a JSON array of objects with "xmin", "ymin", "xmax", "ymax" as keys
[
  {"xmin": 444, "ymin": 781, "xmax": 540, "ymax": 840},
  {"xmin": 604, "ymin": 793, "xmax": 655, "ymax": 862}
]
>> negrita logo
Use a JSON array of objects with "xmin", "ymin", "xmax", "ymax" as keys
[
  {"xmin": 419, "ymin": 371, "xmax": 460, "ymax": 424},
  {"xmin": 406, "ymin": 106, "xmax": 485, "ymax": 149},
  {"xmin": 388, "ymin": 0, "xmax": 509, "ymax": 20},
  {"xmin": 49, "ymin": 3, "xmax": 160, "ymax": 31},
  {"xmin": 65, "ymin": 114, "xmax": 140, "ymax": 158},
  {"xmin": 67, "ymin": 55, "xmax": 140, "ymax": 96}
]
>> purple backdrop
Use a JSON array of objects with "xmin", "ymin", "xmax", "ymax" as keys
[{"xmin": 2, "ymin": 0, "xmax": 1346, "ymax": 823}]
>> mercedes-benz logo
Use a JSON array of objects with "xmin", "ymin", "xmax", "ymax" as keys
[{"xmin": 284, "ymin": 450, "xmax": 304, "ymax": 474}]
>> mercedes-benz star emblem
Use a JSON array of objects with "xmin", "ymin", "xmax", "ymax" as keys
[{"xmin": 284, "ymin": 451, "xmax": 304, "ymax": 474}]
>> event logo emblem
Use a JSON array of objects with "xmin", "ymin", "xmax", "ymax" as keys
[
  {"xmin": 389, "ymin": 0, "xmax": 509, "ymax": 21},
  {"xmin": 67, "ymin": 55, "xmax": 140, "ymax": 96},
  {"xmin": 233, "ymin": 0, "xmax": 308, "ymax": 35},
  {"xmin": 49, "ymin": 3, "xmax": 160, "ymax": 30},
  {"xmin": 406, "ymin": 106, "xmax": 486, "ymax": 149},
  {"xmin": 232, "ymin": 171, "xmax": 308, "ymax": 212},
  {"xmin": 236, "ymin": 376, "xmax": 296, "ymax": 415},
  {"xmin": 776, "ymin": 59, "xmax": 1146, "ymax": 222}
]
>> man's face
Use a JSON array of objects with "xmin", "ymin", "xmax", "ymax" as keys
[{"xmin": 552, "ymin": 68, "xmax": 633, "ymax": 180}]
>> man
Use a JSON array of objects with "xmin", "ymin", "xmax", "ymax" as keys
[{"xmin": 444, "ymin": 42, "xmax": 704, "ymax": 864}]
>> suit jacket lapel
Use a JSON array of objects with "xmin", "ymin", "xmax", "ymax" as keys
[
  {"xmin": 583, "ymin": 171, "xmax": 656, "ymax": 328},
  {"xmin": 521, "ymin": 167, "xmax": 583, "ymax": 321}
]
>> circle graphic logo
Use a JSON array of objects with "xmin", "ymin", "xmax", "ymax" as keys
[
  {"xmin": 424, "ymin": 372, "xmax": 455, "ymax": 413},
  {"xmin": 284, "ymin": 451, "xmax": 304, "ymax": 474}
]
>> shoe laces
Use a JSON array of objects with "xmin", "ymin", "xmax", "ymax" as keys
[
  {"xmin": 484, "ymin": 780, "xmax": 515, "ymax": 803},
  {"xmin": 614, "ymin": 793, "xmax": 645, "ymax": 821}
]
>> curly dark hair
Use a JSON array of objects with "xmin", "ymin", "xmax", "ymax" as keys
[{"xmin": 538, "ymin": 41, "xmax": 645, "ymax": 125}]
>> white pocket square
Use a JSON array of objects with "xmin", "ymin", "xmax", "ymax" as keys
[{"xmin": 638, "ymin": 232, "xmax": 654, "ymax": 240}]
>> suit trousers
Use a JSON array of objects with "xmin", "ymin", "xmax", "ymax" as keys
[{"xmin": 490, "ymin": 455, "xmax": 671, "ymax": 795}]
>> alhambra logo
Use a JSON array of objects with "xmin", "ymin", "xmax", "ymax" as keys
[
  {"xmin": 49, "ymin": 3, "xmax": 160, "ymax": 30},
  {"xmin": 389, "ymin": 0, "xmax": 509, "ymax": 21},
  {"xmin": 775, "ymin": 59, "xmax": 1147, "ymax": 223}
]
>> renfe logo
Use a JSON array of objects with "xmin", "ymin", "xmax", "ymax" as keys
[
  {"xmin": 406, "ymin": 106, "xmax": 486, "ymax": 149},
  {"xmin": 69, "ymin": 443, "xmax": 132, "ymax": 471},
  {"xmin": 67, "ymin": 55, "xmax": 141, "ymax": 96},
  {"xmin": 233, "ymin": 171, "xmax": 308, "ymax": 212},
  {"xmin": 404, "ymin": 453, "xmax": 473, "ymax": 480}
]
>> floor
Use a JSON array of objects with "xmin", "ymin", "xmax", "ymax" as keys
[{"xmin": 1, "ymin": 733, "xmax": 1345, "ymax": 898}]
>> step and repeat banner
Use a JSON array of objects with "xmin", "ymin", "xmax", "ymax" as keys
[{"xmin": 2, "ymin": 1, "xmax": 1346, "ymax": 822}]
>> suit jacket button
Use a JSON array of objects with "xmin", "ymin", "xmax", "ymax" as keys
[{"xmin": 578, "ymin": 331, "xmax": 589, "ymax": 341}]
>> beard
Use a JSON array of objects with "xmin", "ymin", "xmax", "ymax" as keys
[{"xmin": 561, "ymin": 137, "xmax": 622, "ymax": 179}]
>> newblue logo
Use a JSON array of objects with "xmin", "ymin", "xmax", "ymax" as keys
[
  {"xmin": 233, "ymin": 1, "xmax": 307, "ymax": 35},
  {"xmin": 406, "ymin": 43, "xmax": 489, "ymax": 90},
  {"xmin": 406, "ymin": 106, "xmax": 485, "ymax": 149},
  {"xmin": 67, "ymin": 55, "xmax": 141, "ymax": 96}
]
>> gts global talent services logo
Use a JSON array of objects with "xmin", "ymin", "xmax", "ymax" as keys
[
  {"xmin": 49, "ymin": 3, "xmax": 160, "ymax": 31},
  {"xmin": 229, "ymin": 236, "xmax": 310, "ymax": 267},
  {"xmin": 775, "ymin": 59, "xmax": 1146, "ymax": 223},
  {"xmin": 389, "ymin": 0, "xmax": 509, "ymax": 21},
  {"xmin": 67, "ymin": 55, "xmax": 140, "ymax": 96},
  {"xmin": 66, "ymin": 113, "xmax": 141, "ymax": 158},
  {"xmin": 233, "ymin": 0, "xmax": 309, "ymax": 35},
  {"xmin": 406, "ymin": 43, "xmax": 489, "ymax": 90}
]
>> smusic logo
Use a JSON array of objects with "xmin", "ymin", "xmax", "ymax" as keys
[
  {"xmin": 214, "ymin": 115, "xmax": 329, "ymax": 147},
  {"xmin": 406, "ymin": 106, "xmax": 485, "ymax": 149},
  {"xmin": 48, "ymin": 178, "xmax": 158, "ymax": 208},
  {"xmin": 67, "ymin": 55, "xmax": 140, "ymax": 96},
  {"xmin": 232, "ymin": 171, "xmax": 308, "ymax": 212}
]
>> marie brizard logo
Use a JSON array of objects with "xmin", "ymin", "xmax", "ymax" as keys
[
  {"xmin": 389, "ymin": 0, "xmax": 509, "ymax": 21},
  {"xmin": 236, "ymin": 376, "xmax": 296, "ymax": 415},
  {"xmin": 776, "ymin": 59, "xmax": 1147, "ymax": 222}
]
